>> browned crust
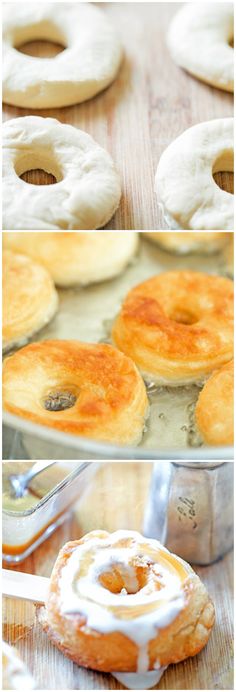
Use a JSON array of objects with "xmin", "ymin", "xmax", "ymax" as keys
[
  {"xmin": 2, "ymin": 340, "xmax": 148, "ymax": 444},
  {"xmin": 196, "ymin": 359, "xmax": 234, "ymax": 445},
  {"xmin": 2, "ymin": 250, "xmax": 58, "ymax": 349},
  {"xmin": 38, "ymin": 535, "xmax": 215, "ymax": 673},
  {"xmin": 112, "ymin": 271, "xmax": 233, "ymax": 381}
]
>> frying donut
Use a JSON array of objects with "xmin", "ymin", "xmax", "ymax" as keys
[
  {"xmin": 3, "ymin": 2, "xmax": 122, "ymax": 108},
  {"xmin": 2, "ymin": 340, "xmax": 148, "ymax": 445},
  {"xmin": 167, "ymin": 3, "xmax": 234, "ymax": 93},
  {"xmin": 112, "ymin": 271, "xmax": 234, "ymax": 385},
  {"xmin": 196, "ymin": 360, "xmax": 234, "ymax": 446},
  {"xmin": 155, "ymin": 118, "xmax": 234, "ymax": 231},
  {"xmin": 2, "ymin": 232, "xmax": 138, "ymax": 287},
  {"xmin": 39, "ymin": 530, "xmax": 214, "ymax": 688},
  {"xmin": 144, "ymin": 232, "xmax": 229, "ymax": 255},
  {"xmin": 3, "ymin": 250, "xmax": 58, "ymax": 352},
  {"xmin": 2, "ymin": 641, "xmax": 36, "ymax": 690},
  {"xmin": 3, "ymin": 116, "xmax": 121, "ymax": 231}
]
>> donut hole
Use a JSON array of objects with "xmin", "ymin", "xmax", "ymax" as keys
[
  {"xmin": 100, "ymin": 564, "xmax": 149, "ymax": 595},
  {"xmin": 13, "ymin": 22, "xmax": 67, "ymax": 58},
  {"xmin": 213, "ymin": 150, "xmax": 234, "ymax": 195},
  {"xmin": 15, "ymin": 152, "xmax": 63, "ymax": 186},
  {"xmin": 169, "ymin": 308, "xmax": 197, "ymax": 325},
  {"xmin": 42, "ymin": 388, "xmax": 77, "ymax": 412},
  {"xmin": 99, "ymin": 557, "xmax": 163, "ymax": 596},
  {"xmin": 17, "ymin": 39, "xmax": 65, "ymax": 58}
]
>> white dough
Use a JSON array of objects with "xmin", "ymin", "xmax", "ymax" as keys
[
  {"xmin": 3, "ymin": 2, "xmax": 123, "ymax": 108},
  {"xmin": 167, "ymin": 3, "xmax": 234, "ymax": 93},
  {"xmin": 155, "ymin": 118, "xmax": 234, "ymax": 231},
  {"xmin": 3, "ymin": 116, "xmax": 121, "ymax": 230}
]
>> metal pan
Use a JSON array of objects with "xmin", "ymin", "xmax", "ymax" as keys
[{"xmin": 3, "ymin": 234, "xmax": 233, "ymax": 460}]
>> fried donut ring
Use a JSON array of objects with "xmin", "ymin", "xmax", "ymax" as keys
[
  {"xmin": 2, "ymin": 340, "xmax": 148, "ymax": 445},
  {"xmin": 144, "ymin": 232, "xmax": 229, "ymax": 255},
  {"xmin": 196, "ymin": 360, "xmax": 234, "ymax": 446},
  {"xmin": 2, "ymin": 232, "xmax": 138, "ymax": 287},
  {"xmin": 2, "ymin": 641, "xmax": 35, "ymax": 690},
  {"xmin": 167, "ymin": 3, "xmax": 234, "ymax": 93},
  {"xmin": 112, "ymin": 271, "xmax": 234, "ymax": 385},
  {"xmin": 3, "ymin": 2, "xmax": 122, "ymax": 108},
  {"xmin": 39, "ymin": 530, "xmax": 214, "ymax": 685},
  {"xmin": 3, "ymin": 250, "xmax": 58, "ymax": 352},
  {"xmin": 155, "ymin": 118, "xmax": 234, "ymax": 231},
  {"xmin": 3, "ymin": 117, "xmax": 121, "ymax": 231}
]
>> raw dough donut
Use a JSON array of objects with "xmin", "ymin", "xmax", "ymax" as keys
[
  {"xmin": 167, "ymin": 3, "xmax": 234, "ymax": 93},
  {"xmin": 112, "ymin": 271, "xmax": 234, "ymax": 385},
  {"xmin": 144, "ymin": 232, "xmax": 229, "ymax": 255},
  {"xmin": 3, "ymin": 2, "xmax": 122, "ymax": 108},
  {"xmin": 3, "ymin": 250, "xmax": 58, "ymax": 352},
  {"xmin": 155, "ymin": 118, "xmax": 234, "ymax": 231},
  {"xmin": 2, "ymin": 340, "xmax": 148, "ymax": 445},
  {"xmin": 196, "ymin": 360, "xmax": 234, "ymax": 447},
  {"xmin": 39, "ymin": 530, "xmax": 214, "ymax": 688},
  {"xmin": 2, "ymin": 641, "xmax": 36, "ymax": 690},
  {"xmin": 3, "ymin": 232, "xmax": 138, "ymax": 287},
  {"xmin": 3, "ymin": 116, "xmax": 121, "ymax": 230}
]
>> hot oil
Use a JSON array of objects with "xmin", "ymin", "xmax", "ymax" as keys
[{"xmin": 4, "ymin": 237, "xmax": 230, "ymax": 454}]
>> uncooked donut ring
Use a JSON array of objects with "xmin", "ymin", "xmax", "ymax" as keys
[
  {"xmin": 167, "ymin": 3, "xmax": 234, "ymax": 93},
  {"xmin": 2, "ymin": 340, "xmax": 148, "ymax": 445},
  {"xmin": 3, "ymin": 250, "xmax": 58, "ymax": 353},
  {"xmin": 3, "ymin": 116, "xmax": 121, "ymax": 230},
  {"xmin": 39, "ymin": 530, "xmax": 214, "ymax": 686},
  {"xmin": 112, "ymin": 271, "xmax": 234, "ymax": 385},
  {"xmin": 3, "ymin": 2, "xmax": 122, "ymax": 108},
  {"xmin": 2, "ymin": 232, "xmax": 138, "ymax": 287},
  {"xmin": 155, "ymin": 118, "xmax": 234, "ymax": 231},
  {"xmin": 2, "ymin": 641, "xmax": 36, "ymax": 690},
  {"xmin": 144, "ymin": 232, "xmax": 229, "ymax": 255},
  {"xmin": 196, "ymin": 359, "xmax": 234, "ymax": 446}
]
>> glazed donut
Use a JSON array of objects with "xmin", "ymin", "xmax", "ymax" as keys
[
  {"xmin": 39, "ymin": 530, "xmax": 214, "ymax": 688},
  {"xmin": 3, "ymin": 250, "xmax": 58, "ymax": 353},
  {"xmin": 2, "ymin": 641, "xmax": 35, "ymax": 690},
  {"xmin": 2, "ymin": 232, "xmax": 138, "ymax": 287},
  {"xmin": 155, "ymin": 118, "xmax": 234, "ymax": 231},
  {"xmin": 112, "ymin": 271, "xmax": 234, "ymax": 385},
  {"xmin": 3, "ymin": 2, "xmax": 122, "ymax": 108},
  {"xmin": 2, "ymin": 340, "xmax": 148, "ymax": 445},
  {"xmin": 3, "ymin": 117, "xmax": 121, "ymax": 230},
  {"xmin": 196, "ymin": 360, "xmax": 234, "ymax": 447},
  {"xmin": 167, "ymin": 3, "xmax": 234, "ymax": 93},
  {"xmin": 144, "ymin": 232, "xmax": 229, "ymax": 255}
]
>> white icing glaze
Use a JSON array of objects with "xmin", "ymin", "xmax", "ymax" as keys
[
  {"xmin": 112, "ymin": 667, "xmax": 167, "ymax": 689},
  {"xmin": 2, "ymin": 641, "xmax": 35, "ymax": 690},
  {"xmin": 59, "ymin": 530, "xmax": 188, "ymax": 675}
]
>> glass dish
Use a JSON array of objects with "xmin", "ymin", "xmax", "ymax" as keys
[{"xmin": 2, "ymin": 462, "xmax": 97, "ymax": 563}]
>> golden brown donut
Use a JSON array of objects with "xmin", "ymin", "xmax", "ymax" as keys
[
  {"xmin": 39, "ymin": 530, "xmax": 214, "ymax": 682},
  {"xmin": 144, "ymin": 232, "xmax": 229, "ymax": 254},
  {"xmin": 196, "ymin": 360, "xmax": 234, "ymax": 446},
  {"xmin": 112, "ymin": 271, "xmax": 234, "ymax": 385},
  {"xmin": 2, "ymin": 340, "xmax": 148, "ymax": 445},
  {"xmin": 3, "ymin": 250, "xmax": 58, "ymax": 352},
  {"xmin": 2, "ymin": 232, "xmax": 138, "ymax": 287}
]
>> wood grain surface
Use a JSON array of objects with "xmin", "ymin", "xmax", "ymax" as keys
[
  {"xmin": 2, "ymin": 2, "xmax": 233, "ymax": 229},
  {"xmin": 2, "ymin": 462, "xmax": 234, "ymax": 690}
]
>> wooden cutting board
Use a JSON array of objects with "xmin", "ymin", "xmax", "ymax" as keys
[
  {"xmin": 2, "ymin": 3, "xmax": 233, "ymax": 229},
  {"xmin": 2, "ymin": 462, "xmax": 234, "ymax": 690}
]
